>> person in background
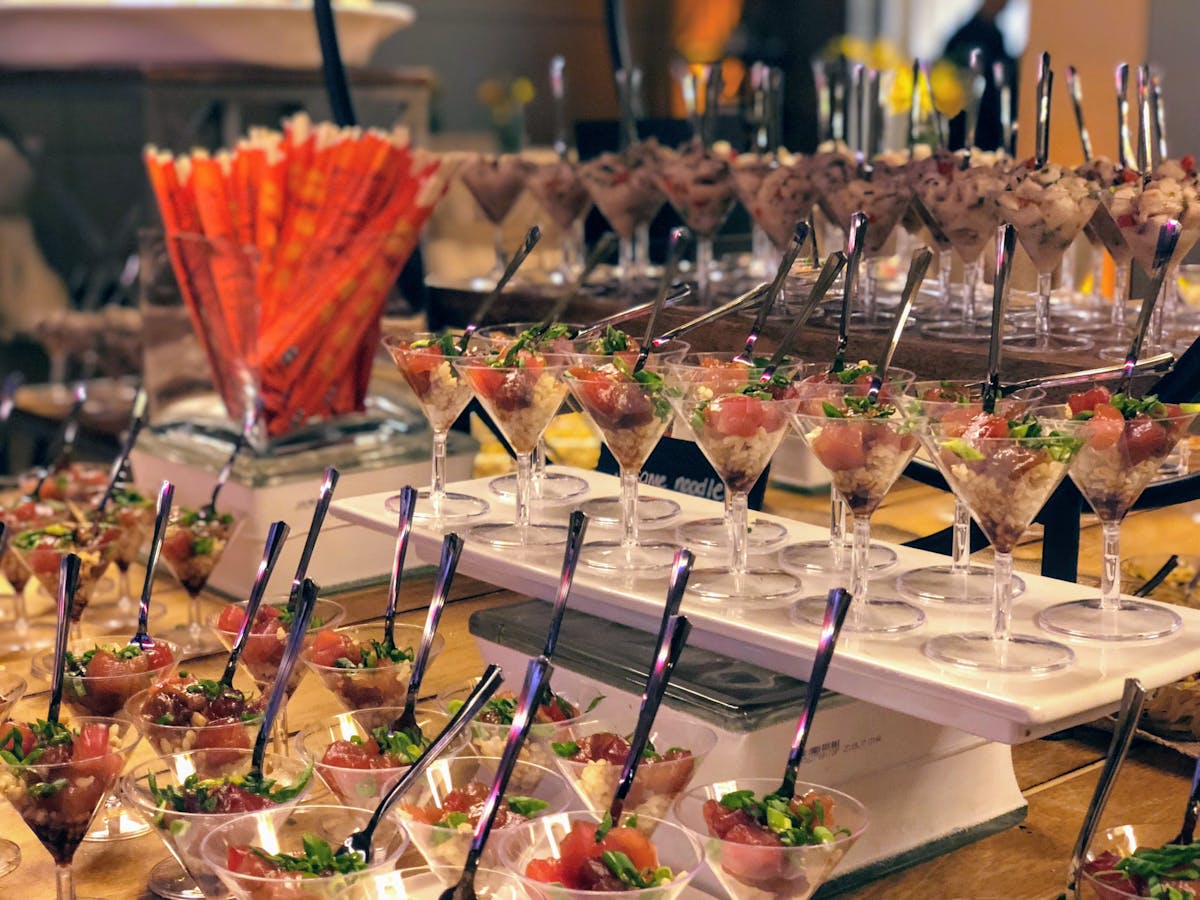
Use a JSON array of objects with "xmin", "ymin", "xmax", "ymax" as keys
[{"xmin": 942, "ymin": 0, "xmax": 1016, "ymax": 152}]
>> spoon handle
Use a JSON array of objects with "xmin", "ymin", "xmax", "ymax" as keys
[
  {"xmin": 1133, "ymin": 554, "xmax": 1179, "ymax": 598},
  {"xmin": 365, "ymin": 664, "xmax": 504, "ymax": 856},
  {"xmin": 47, "ymin": 554, "xmax": 81, "ymax": 725},
  {"xmin": 545, "ymin": 232, "xmax": 619, "ymax": 327},
  {"xmin": 1136, "ymin": 65, "xmax": 1153, "ymax": 173},
  {"xmin": 289, "ymin": 466, "xmax": 339, "ymax": 605},
  {"xmin": 405, "ymin": 533, "xmax": 462, "ymax": 711},
  {"xmin": 134, "ymin": 480, "xmax": 174, "ymax": 640},
  {"xmin": 655, "ymin": 548, "xmax": 693, "ymax": 649},
  {"xmin": 1123, "ymin": 219, "xmax": 1180, "ymax": 391},
  {"xmin": 1151, "ymin": 74, "xmax": 1169, "ymax": 161},
  {"xmin": 250, "ymin": 577, "xmax": 319, "ymax": 772},
  {"xmin": 541, "ymin": 510, "xmax": 589, "ymax": 660},
  {"xmin": 983, "ymin": 225, "xmax": 1017, "ymax": 414},
  {"xmin": 96, "ymin": 387, "xmax": 148, "ymax": 513},
  {"xmin": 222, "ymin": 521, "xmax": 291, "ymax": 686},
  {"xmin": 461, "ymin": 225, "xmax": 543, "ymax": 349},
  {"xmin": 832, "ymin": 212, "xmax": 867, "ymax": 373},
  {"xmin": 1067, "ymin": 678, "xmax": 1145, "ymax": 897},
  {"xmin": 55, "ymin": 380, "xmax": 88, "ymax": 471},
  {"xmin": 463, "ymin": 655, "xmax": 553, "ymax": 882},
  {"xmin": 742, "ymin": 222, "xmax": 809, "ymax": 360},
  {"xmin": 654, "ymin": 282, "xmax": 767, "ymax": 349},
  {"xmin": 867, "ymin": 246, "xmax": 931, "ymax": 403},
  {"xmin": 778, "ymin": 588, "xmax": 852, "ymax": 800},
  {"xmin": 610, "ymin": 614, "xmax": 691, "ymax": 822},
  {"xmin": 997, "ymin": 352, "xmax": 1174, "ymax": 396},
  {"xmin": 633, "ymin": 227, "xmax": 690, "ymax": 373},
  {"xmin": 764, "ymin": 251, "xmax": 846, "ymax": 380},
  {"xmin": 573, "ymin": 286, "xmax": 692, "ymax": 341},
  {"xmin": 1035, "ymin": 52, "xmax": 1052, "ymax": 169},
  {"xmin": 1115, "ymin": 63, "xmax": 1134, "ymax": 171},
  {"xmin": 209, "ymin": 425, "xmax": 250, "ymax": 513},
  {"xmin": 1066, "ymin": 66, "xmax": 1093, "ymax": 162},
  {"xmin": 384, "ymin": 485, "xmax": 418, "ymax": 648}
]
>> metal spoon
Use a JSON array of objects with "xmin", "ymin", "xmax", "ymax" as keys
[
  {"xmin": 47, "ymin": 553, "xmax": 81, "ymax": 725},
  {"xmin": 865, "ymin": 246, "xmax": 932, "ymax": 404},
  {"xmin": 734, "ymin": 221, "xmax": 810, "ymax": 365},
  {"xmin": 982, "ymin": 225, "xmax": 1017, "ymax": 415},
  {"xmin": 543, "ymin": 232, "xmax": 620, "ymax": 327},
  {"xmin": 220, "ymin": 521, "xmax": 291, "ymax": 688},
  {"xmin": 1136, "ymin": 65, "xmax": 1153, "ymax": 174},
  {"xmin": 392, "ymin": 531, "xmax": 463, "ymax": 735},
  {"xmin": 287, "ymin": 465, "xmax": 339, "ymax": 608},
  {"xmin": 609, "ymin": 613, "xmax": 691, "ymax": 824},
  {"xmin": 1115, "ymin": 63, "xmax": 1134, "ymax": 171},
  {"xmin": 653, "ymin": 548, "xmax": 693, "ymax": 648},
  {"xmin": 632, "ymin": 227, "xmax": 689, "ymax": 373},
  {"xmin": 128, "ymin": 480, "xmax": 173, "ymax": 651},
  {"xmin": 248, "ymin": 577, "xmax": 319, "ymax": 778},
  {"xmin": 95, "ymin": 387, "xmax": 149, "ymax": 514},
  {"xmin": 1122, "ymin": 218, "xmax": 1181, "ymax": 392},
  {"xmin": 1066, "ymin": 66, "xmax": 1093, "ymax": 162},
  {"xmin": 550, "ymin": 55, "xmax": 569, "ymax": 161},
  {"xmin": 830, "ymin": 212, "xmax": 867, "ymax": 375},
  {"xmin": 1035, "ymin": 52, "xmax": 1052, "ymax": 169},
  {"xmin": 440, "ymin": 654, "xmax": 553, "ymax": 900},
  {"xmin": 207, "ymin": 426, "xmax": 250, "ymax": 516},
  {"xmin": 1151, "ymin": 74, "xmax": 1169, "ymax": 163},
  {"xmin": 651, "ymin": 282, "xmax": 769, "ymax": 350},
  {"xmin": 383, "ymin": 486, "xmax": 418, "ymax": 650},
  {"xmin": 1065, "ymin": 678, "xmax": 1145, "ymax": 899},
  {"xmin": 460, "ymin": 226, "xmax": 543, "ymax": 351},
  {"xmin": 759, "ymin": 251, "xmax": 847, "ymax": 385},
  {"xmin": 339, "ymin": 664, "xmax": 505, "ymax": 862},
  {"xmin": 963, "ymin": 48, "xmax": 986, "ymax": 163},
  {"xmin": 573, "ymin": 285, "xmax": 691, "ymax": 341},
  {"xmin": 54, "ymin": 380, "xmax": 88, "ymax": 472},
  {"xmin": 988, "ymin": 352, "xmax": 1174, "ymax": 397},
  {"xmin": 769, "ymin": 588, "xmax": 852, "ymax": 802},
  {"xmin": 541, "ymin": 509, "xmax": 589, "ymax": 661},
  {"xmin": 995, "ymin": 61, "xmax": 1014, "ymax": 156}
]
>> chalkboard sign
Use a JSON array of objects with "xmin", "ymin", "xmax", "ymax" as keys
[{"xmin": 596, "ymin": 436, "xmax": 770, "ymax": 510}]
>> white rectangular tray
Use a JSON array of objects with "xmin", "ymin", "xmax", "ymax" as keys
[{"xmin": 332, "ymin": 469, "xmax": 1200, "ymax": 744}]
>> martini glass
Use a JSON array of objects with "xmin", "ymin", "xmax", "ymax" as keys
[
  {"xmin": 453, "ymin": 351, "xmax": 572, "ymax": 549},
  {"xmin": 82, "ymin": 490, "xmax": 156, "ymax": 631},
  {"xmin": 732, "ymin": 152, "xmax": 776, "ymax": 279},
  {"xmin": 121, "ymin": 748, "xmax": 314, "ymax": 900},
  {"xmin": 895, "ymin": 382, "xmax": 1042, "ymax": 605},
  {"xmin": 471, "ymin": 324, "xmax": 587, "ymax": 506},
  {"xmin": 563, "ymin": 348, "xmax": 684, "ymax": 574},
  {"xmin": 922, "ymin": 407, "xmax": 1085, "ymax": 673},
  {"xmin": 997, "ymin": 162, "xmax": 1099, "ymax": 352},
  {"xmin": 302, "ymin": 622, "xmax": 443, "ymax": 711},
  {"xmin": 527, "ymin": 160, "xmax": 592, "ymax": 281},
  {"xmin": 665, "ymin": 358, "xmax": 801, "ymax": 607},
  {"xmin": 753, "ymin": 157, "xmax": 820, "ymax": 308},
  {"xmin": 1086, "ymin": 185, "xmax": 1136, "ymax": 337},
  {"xmin": 915, "ymin": 150, "xmax": 1008, "ymax": 339},
  {"xmin": 657, "ymin": 143, "xmax": 738, "ymax": 302},
  {"xmin": 1038, "ymin": 398, "xmax": 1197, "ymax": 640},
  {"xmin": 19, "ymin": 463, "xmax": 110, "ymax": 504},
  {"xmin": 159, "ymin": 507, "xmax": 243, "ymax": 657},
  {"xmin": 0, "ymin": 670, "xmax": 26, "ymax": 878},
  {"xmin": 459, "ymin": 154, "xmax": 536, "ymax": 282},
  {"xmin": 10, "ymin": 519, "xmax": 122, "ymax": 639},
  {"xmin": 808, "ymin": 143, "xmax": 856, "ymax": 245},
  {"xmin": 0, "ymin": 497, "xmax": 67, "ymax": 653},
  {"xmin": 789, "ymin": 387, "xmax": 926, "ymax": 633},
  {"xmin": 777, "ymin": 364, "xmax": 915, "ymax": 577},
  {"xmin": 381, "ymin": 333, "xmax": 491, "ymax": 525},
  {"xmin": 673, "ymin": 777, "xmax": 868, "ymax": 900},
  {"xmin": 578, "ymin": 143, "xmax": 665, "ymax": 293},
  {"xmin": 0, "ymin": 715, "xmax": 140, "ymax": 900}
]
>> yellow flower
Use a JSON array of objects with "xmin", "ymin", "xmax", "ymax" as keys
[
  {"xmin": 888, "ymin": 64, "xmax": 915, "ymax": 116},
  {"xmin": 930, "ymin": 59, "xmax": 967, "ymax": 119},
  {"xmin": 477, "ymin": 79, "xmax": 505, "ymax": 109},
  {"xmin": 824, "ymin": 34, "xmax": 870, "ymax": 64},
  {"xmin": 510, "ymin": 77, "xmax": 535, "ymax": 107},
  {"xmin": 869, "ymin": 38, "xmax": 904, "ymax": 73}
]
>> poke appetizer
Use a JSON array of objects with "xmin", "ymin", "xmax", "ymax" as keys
[
  {"xmin": 578, "ymin": 142, "xmax": 665, "ymax": 241},
  {"xmin": 564, "ymin": 355, "xmax": 674, "ymax": 471},
  {"xmin": 11, "ymin": 519, "xmax": 122, "ymax": 619},
  {"xmin": 213, "ymin": 597, "xmax": 345, "ymax": 695},
  {"xmin": 302, "ymin": 624, "xmax": 438, "ymax": 711},
  {"xmin": 19, "ymin": 462, "xmax": 109, "ymax": 504},
  {"xmin": 0, "ymin": 496, "xmax": 73, "ymax": 597},
  {"xmin": 0, "ymin": 717, "xmax": 137, "ymax": 864},
  {"xmin": 384, "ymin": 332, "xmax": 476, "ymax": 433},
  {"xmin": 527, "ymin": 161, "xmax": 592, "ymax": 231},
  {"xmin": 456, "ymin": 340, "xmax": 570, "ymax": 456},
  {"xmin": 128, "ymin": 673, "xmax": 266, "ymax": 758},
  {"xmin": 59, "ymin": 636, "xmax": 177, "ymax": 717},
  {"xmin": 1082, "ymin": 838, "xmax": 1200, "ymax": 898},
  {"xmin": 161, "ymin": 506, "xmax": 237, "ymax": 597}
]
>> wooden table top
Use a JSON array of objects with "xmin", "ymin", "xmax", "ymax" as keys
[{"xmin": 1, "ymin": 476, "xmax": 1197, "ymax": 898}]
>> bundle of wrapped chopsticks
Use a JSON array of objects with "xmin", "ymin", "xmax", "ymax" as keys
[{"xmin": 145, "ymin": 113, "xmax": 458, "ymax": 437}]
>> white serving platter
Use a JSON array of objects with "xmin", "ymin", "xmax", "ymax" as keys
[
  {"xmin": 333, "ymin": 469, "xmax": 1200, "ymax": 744},
  {"xmin": 0, "ymin": 1, "xmax": 414, "ymax": 69}
]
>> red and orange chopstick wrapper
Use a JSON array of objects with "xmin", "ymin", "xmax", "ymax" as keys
[{"xmin": 144, "ymin": 113, "xmax": 459, "ymax": 437}]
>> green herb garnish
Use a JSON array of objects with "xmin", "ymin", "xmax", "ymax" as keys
[
  {"xmin": 600, "ymin": 851, "xmax": 677, "ymax": 888},
  {"xmin": 1112, "ymin": 842, "xmax": 1200, "ymax": 899},
  {"xmin": 410, "ymin": 332, "xmax": 461, "ymax": 357},
  {"xmin": 331, "ymin": 640, "xmax": 415, "ymax": 670},
  {"xmin": 717, "ymin": 789, "xmax": 847, "ymax": 846},
  {"xmin": 249, "ymin": 834, "xmax": 366, "ymax": 877}
]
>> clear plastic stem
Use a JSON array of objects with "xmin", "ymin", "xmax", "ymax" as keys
[
  {"xmin": 56, "ymin": 862, "xmax": 75, "ymax": 900},
  {"xmin": 619, "ymin": 467, "xmax": 639, "ymax": 551},
  {"xmin": 729, "ymin": 489, "xmax": 749, "ymax": 575},
  {"xmin": 635, "ymin": 222, "xmax": 651, "ymax": 275},
  {"xmin": 1034, "ymin": 270, "xmax": 1053, "ymax": 342},
  {"xmin": 991, "ymin": 549, "xmax": 1015, "ymax": 643},
  {"xmin": 431, "ymin": 431, "xmax": 447, "ymax": 518},
  {"xmin": 187, "ymin": 593, "xmax": 204, "ymax": 632},
  {"xmin": 951, "ymin": 498, "xmax": 971, "ymax": 575},
  {"xmin": 850, "ymin": 514, "xmax": 871, "ymax": 631},
  {"xmin": 1061, "ymin": 241, "xmax": 1076, "ymax": 294},
  {"xmin": 1100, "ymin": 520, "xmax": 1122, "ymax": 611},
  {"xmin": 937, "ymin": 249, "xmax": 952, "ymax": 309},
  {"xmin": 1111, "ymin": 260, "xmax": 1131, "ymax": 328},
  {"xmin": 492, "ymin": 224, "xmax": 507, "ymax": 278},
  {"xmin": 619, "ymin": 236, "xmax": 636, "ymax": 294},
  {"xmin": 1089, "ymin": 245, "xmax": 1104, "ymax": 300},
  {"xmin": 861, "ymin": 261, "xmax": 878, "ymax": 323},
  {"xmin": 696, "ymin": 236, "xmax": 715, "ymax": 304},
  {"xmin": 828, "ymin": 494, "xmax": 846, "ymax": 571},
  {"xmin": 962, "ymin": 257, "xmax": 982, "ymax": 324},
  {"xmin": 751, "ymin": 224, "xmax": 772, "ymax": 277},
  {"xmin": 515, "ymin": 452, "xmax": 533, "ymax": 540}
]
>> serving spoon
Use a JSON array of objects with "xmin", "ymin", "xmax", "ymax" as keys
[
  {"xmin": 94, "ymin": 387, "xmax": 148, "ymax": 514},
  {"xmin": 769, "ymin": 587, "xmax": 853, "ymax": 803},
  {"xmin": 338, "ymin": 663, "xmax": 505, "ymax": 862},
  {"xmin": 460, "ymin": 226, "xmax": 543, "ymax": 351},
  {"xmin": 651, "ymin": 282, "xmax": 768, "ymax": 350},
  {"xmin": 733, "ymin": 221, "xmax": 810, "ymax": 365},
  {"xmin": 1115, "ymin": 63, "xmax": 1135, "ymax": 171},
  {"xmin": 440, "ymin": 654, "xmax": 553, "ymax": 900},
  {"xmin": 987, "ymin": 351, "xmax": 1174, "ymax": 397},
  {"xmin": 864, "ymin": 246, "xmax": 931, "ymax": 404},
  {"xmin": 286, "ymin": 465, "xmax": 339, "ymax": 608},
  {"xmin": 219, "ymin": 521, "xmax": 291, "ymax": 689},
  {"xmin": 127, "ymin": 480, "xmax": 173, "ymax": 652},
  {"xmin": 382, "ymin": 486, "xmax": 417, "ymax": 651},
  {"xmin": 758, "ymin": 251, "xmax": 847, "ymax": 385},
  {"xmin": 392, "ymin": 531, "xmax": 463, "ymax": 735},
  {"xmin": 981, "ymin": 225, "xmax": 1017, "ymax": 415},
  {"xmin": 573, "ymin": 286, "xmax": 692, "ymax": 341},
  {"xmin": 46, "ymin": 554, "xmax": 82, "ymax": 725},
  {"xmin": 829, "ymin": 212, "xmax": 868, "ymax": 375}
]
